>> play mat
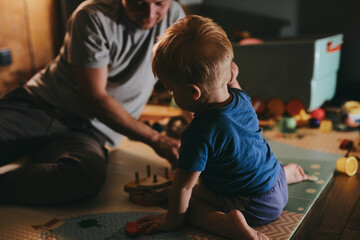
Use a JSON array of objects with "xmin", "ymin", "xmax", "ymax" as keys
[{"xmin": 0, "ymin": 126, "xmax": 357, "ymax": 240}]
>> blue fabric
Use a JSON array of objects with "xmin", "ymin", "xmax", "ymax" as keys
[
  {"xmin": 244, "ymin": 165, "xmax": 288, "ymax": 226},
  {"xmin": 178, "ymin": 88, "xmax": 280, "ymax": 196}
]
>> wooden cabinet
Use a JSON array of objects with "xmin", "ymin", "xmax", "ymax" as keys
[{"xmin": 0, "ymin": 0, "xmax": 61, "ymax": 97}]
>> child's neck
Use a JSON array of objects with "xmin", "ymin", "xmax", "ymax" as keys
[{"xmin": 196, "ymin": 87, "xmax": 232, "ymax": 114}]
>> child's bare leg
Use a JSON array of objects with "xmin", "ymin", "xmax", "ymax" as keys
[
  {"xmin": 284, "ymin": 163, "xmax": 308, "ymax": 184},
  {"xmin": 186, "ymin": 197, "xmax": 268, "ymax": 240},
  {"xmin": 187, "ymin": 185, "xmax": 268, "ymax": 240}
]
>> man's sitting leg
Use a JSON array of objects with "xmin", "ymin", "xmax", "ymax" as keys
[{"xmin": 0, "ymin": 132, "xmax": 107, "ymax": 205}]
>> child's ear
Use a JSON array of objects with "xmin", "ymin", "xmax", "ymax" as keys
[{"xmin": 186, "ymin": 84, "xmax": 201, "ymax": 100}]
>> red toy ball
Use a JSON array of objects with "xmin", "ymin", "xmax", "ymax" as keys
[
  {"xmin": 286, "ymin": 99, "xmax": 305, "ymax": 116},
  {"xmin": 251, "ymin": 97, "xmax": 267, "ymax": 114},
  {"xmin": 310, "ymin": 108, "xmax": 325, "ymax": 120}
]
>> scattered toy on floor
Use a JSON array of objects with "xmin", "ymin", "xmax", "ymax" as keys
[
  {"xmin": 336, "ymin": 156, "xmax": 358, "ymax": 177},
  {"xmin": 279, "ymin": 115, "xmax": 297, "ymax": 133},
  {"xmin": 342, "ymin": 101, "xmax": 360, "ymax": 128},
  {"xmin": 319, "ymin": 119, "xmax": 333, "ymax": 133},
  {"xmin": 125, "ymin": 222, "xmax": 149, "ymax": 237},
  {"xmin": 166, "ymin": 116, "xmax": 188, "ymax": 139},
  {"xmin": 339, "ymin": 136, "xmax": 360, "ymax": 159},
  {"xmin": 286, "ymin": 99, "xmax": 305, "ymax": 117},
  {"xmin": 267, "ymin": 98, "xmax": 286, "ymax": 117},
  {"xmin": 124, "ymin": 165, "xmax": 173, "ymax": 206}
]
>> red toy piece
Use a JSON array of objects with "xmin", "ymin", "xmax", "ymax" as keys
[
  {"xmin": 310, "ymin": 108, "xmax": 325, "ymax": 120},
  {"xmin": 340, "ymin": 139, "xmax": 354, "ymax": 150},
  {"xmin": 251, "ymin": 97, "xmax": 267, "ymax": 114},
  {"xmin": 125, "ymin": 222, "xmax": 148, "ymax": 237}
]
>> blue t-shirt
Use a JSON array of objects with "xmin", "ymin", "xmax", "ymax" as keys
[{"xmin": 178, "ymin": 88, "xmax": 280, "ymax": 196}]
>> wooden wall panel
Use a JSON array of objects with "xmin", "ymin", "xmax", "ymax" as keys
[
  {"xmin": 0, "ymin": 0, "xmax": 33, "ymax": 96},
  {"xmin": 26, "ymin": 0, "xmax": 61, "ymax": 69},
  {"xmin": 0, "ymin": 0, "xmax": 61, "ymax": 97}
]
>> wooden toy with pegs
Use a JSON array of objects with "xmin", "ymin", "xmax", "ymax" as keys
[{"xmin": 124, "ymin": 165, "xmax": 173, "ymax": 206}]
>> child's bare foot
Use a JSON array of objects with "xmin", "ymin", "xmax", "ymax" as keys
[
  {"xmin": 228, "ymin": 210, "xmax": 268, "ymax": 240},
  {"xmin": 284, "ymin": 163, "xmax": 308, "ymax": 184}
]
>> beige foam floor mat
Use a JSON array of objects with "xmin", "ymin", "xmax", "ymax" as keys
[
  {"xmin": 0, "ymin": 139, "xmax": 171, "ymax": 239},
  {"xmin": 0, "ymin": 128, "xmax": 355, "ymax": 239}
]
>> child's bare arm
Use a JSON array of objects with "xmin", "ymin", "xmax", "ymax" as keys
[
  {"xmin": 166, "ymin": 169, "xmax": 201, "ymax": 229},
  {"xmin": 137, "ymin": 169, "xmax": 201, "ymax": 233}
]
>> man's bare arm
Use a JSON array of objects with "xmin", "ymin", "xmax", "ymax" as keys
[{"xmin": 74, "ymin": 66, "xmax": 180, "ymax": 166}]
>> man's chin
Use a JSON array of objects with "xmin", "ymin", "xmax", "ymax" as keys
[
  {"xmin": 137, "ymin": 22, "xmax": 156, "ymax": 30},
  {"xmin": 135, "ymin": 18, "xmax": 160, "ymax": 30}
]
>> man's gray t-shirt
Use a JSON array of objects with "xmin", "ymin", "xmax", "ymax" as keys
[{"xmin": 26, "ymin": 0, "xmax": 185, "ymax": 147}]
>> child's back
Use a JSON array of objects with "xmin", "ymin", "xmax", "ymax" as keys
[
  {"xmin": 137, "ymin": 15, "xmax": 307, "ymax": 240},
  {"xmin": 179, "ymin": 88, "xmax": 280, "ymax": 197}
]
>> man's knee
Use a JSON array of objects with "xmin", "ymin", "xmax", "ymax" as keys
[{"xmin": 57, "ymin": 150, "xmax": 107, "ymax": 197}]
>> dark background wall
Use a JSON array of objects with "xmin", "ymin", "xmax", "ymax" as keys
[
  {"xmin": 1, "ymin": 0, "xmax": 359, "ymax": 102},
  {"xmin": 203, "ymin": 0, "xmax": 360, "ymax": 102},
  {"xmin": 298, "ymin": 0, "xmax": 360, "ymax": 102}
]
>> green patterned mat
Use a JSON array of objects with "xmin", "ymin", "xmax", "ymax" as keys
[
  {"xmin": 1, "ymin": 138, "xmax": 339, "ymax": 240},
  {"xmin": 37, "ymin": 157, "xmax": 337, "ymax": 240},
  {"xmin": 253, "ymin": 139, "xmax": 339, "ymax": 239}
]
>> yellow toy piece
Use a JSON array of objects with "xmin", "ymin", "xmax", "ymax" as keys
[{"xmin": 319, "ymin": 119, "xmax": 333, "ymax": 133}]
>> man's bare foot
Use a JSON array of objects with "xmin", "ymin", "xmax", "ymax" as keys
[
  {"xmin": 228, "ymin": 210, "xmax": 269, "ymax": 240},
  {"xmin": 284, "ymin": 163, "xmax": 308, "ymax": 184}
]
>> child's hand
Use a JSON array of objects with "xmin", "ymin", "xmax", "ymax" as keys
[{"xmin": 136, "ymin": 213, "xmax": 173, "ymax": 233}]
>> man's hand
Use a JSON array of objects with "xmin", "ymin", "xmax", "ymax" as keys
[
  {"xmin": 151, "ymin": 134, "xmax": 180, "ymax": 169},
  {"xmin": 74, "ymin": 65, "xmax": 180, "ymax": 164}
]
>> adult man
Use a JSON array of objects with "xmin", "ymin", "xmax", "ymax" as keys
[{"xmin": 0, "ymin": 0, "xmax": 185, "ymax": 204}]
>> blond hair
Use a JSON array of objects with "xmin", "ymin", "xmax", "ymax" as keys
[{"xmin": 152, "ymin": 15, "xmax": 234, "ymax": 92}]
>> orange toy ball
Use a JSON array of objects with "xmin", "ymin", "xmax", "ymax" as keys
[
  {"xmin": 251, "ymin": 97, "xmax": 267, "ymax": 113},
  {"xmin": 310, "ymin": 108, "xmax": 325, "ymax": 120},
  {"xmin": 267, "ymin": 98, "xmax": 285, "ymax": 116},
  {"xmin": 286, "ymin": 99, "xmax": 305, "ymax": 116}
]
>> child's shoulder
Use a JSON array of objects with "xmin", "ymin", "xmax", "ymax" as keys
[
  {"xmin": 229, "ymin": 88, "xmax": 251, "ymax": 100},
  {"xmin": 228, "ymin": 88, "xmax": 253, "ymax": 110}
]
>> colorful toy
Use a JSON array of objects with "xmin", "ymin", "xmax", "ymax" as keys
[
  {"xmin": 167, "ymin": 116, "xmax": 188, "ymax": 139},
  {"xmin": 310, "ymin": 108, "xmax": 326, "ymax": 120},
  {"xmin": 342, "ymin": 101, "xmax": 360, "ymax": 128},
  {"xmin": 239, "ymin": 38, "xmax": 264, "ymax": 45},
  {"xmin": 339, "ymin": 138, "xmax": 360, "ymax": 159},
  {"xmin": 286, "ymin": 99, "xmax": 305, "ymax": 116},
  {"xmin": 319, "ymin": 119, "xmax": 333, "ymax": 133},
  {"xmin": 294, "ymin": 109, "xmax": 311, "ymax": 126},
  {"xmin": 309, "ymin": 118, "xmax": 321, "ymax": 128},
  {"xmin": 345, "ymin": 116, "xmax": 360, "ymax": 128},
  {"xmin": 125, "ymin": 222, "xmax": 148, "ymax": 237},
  {"xmin": 336, "ymin": 156, "xmax": 358, "ymax": 176},
  {"xmin": 278, "ymin": 115, "xmax": 297, "ymax": 133},
  {"xmin": 251, "ymin": 97, "xmax": 267, "ymax": 114},
  {"xmin": 267, "ymin": 98, "xmax": 285, "ymax": 116},
  {"xmin": 124, "ymin": 165, "xmax": 172, "ymax": 206}
]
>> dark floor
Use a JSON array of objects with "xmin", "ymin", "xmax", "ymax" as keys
[{"xmin": 292, "ymin": 165, "xmax": 360, "ymax": 240}]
